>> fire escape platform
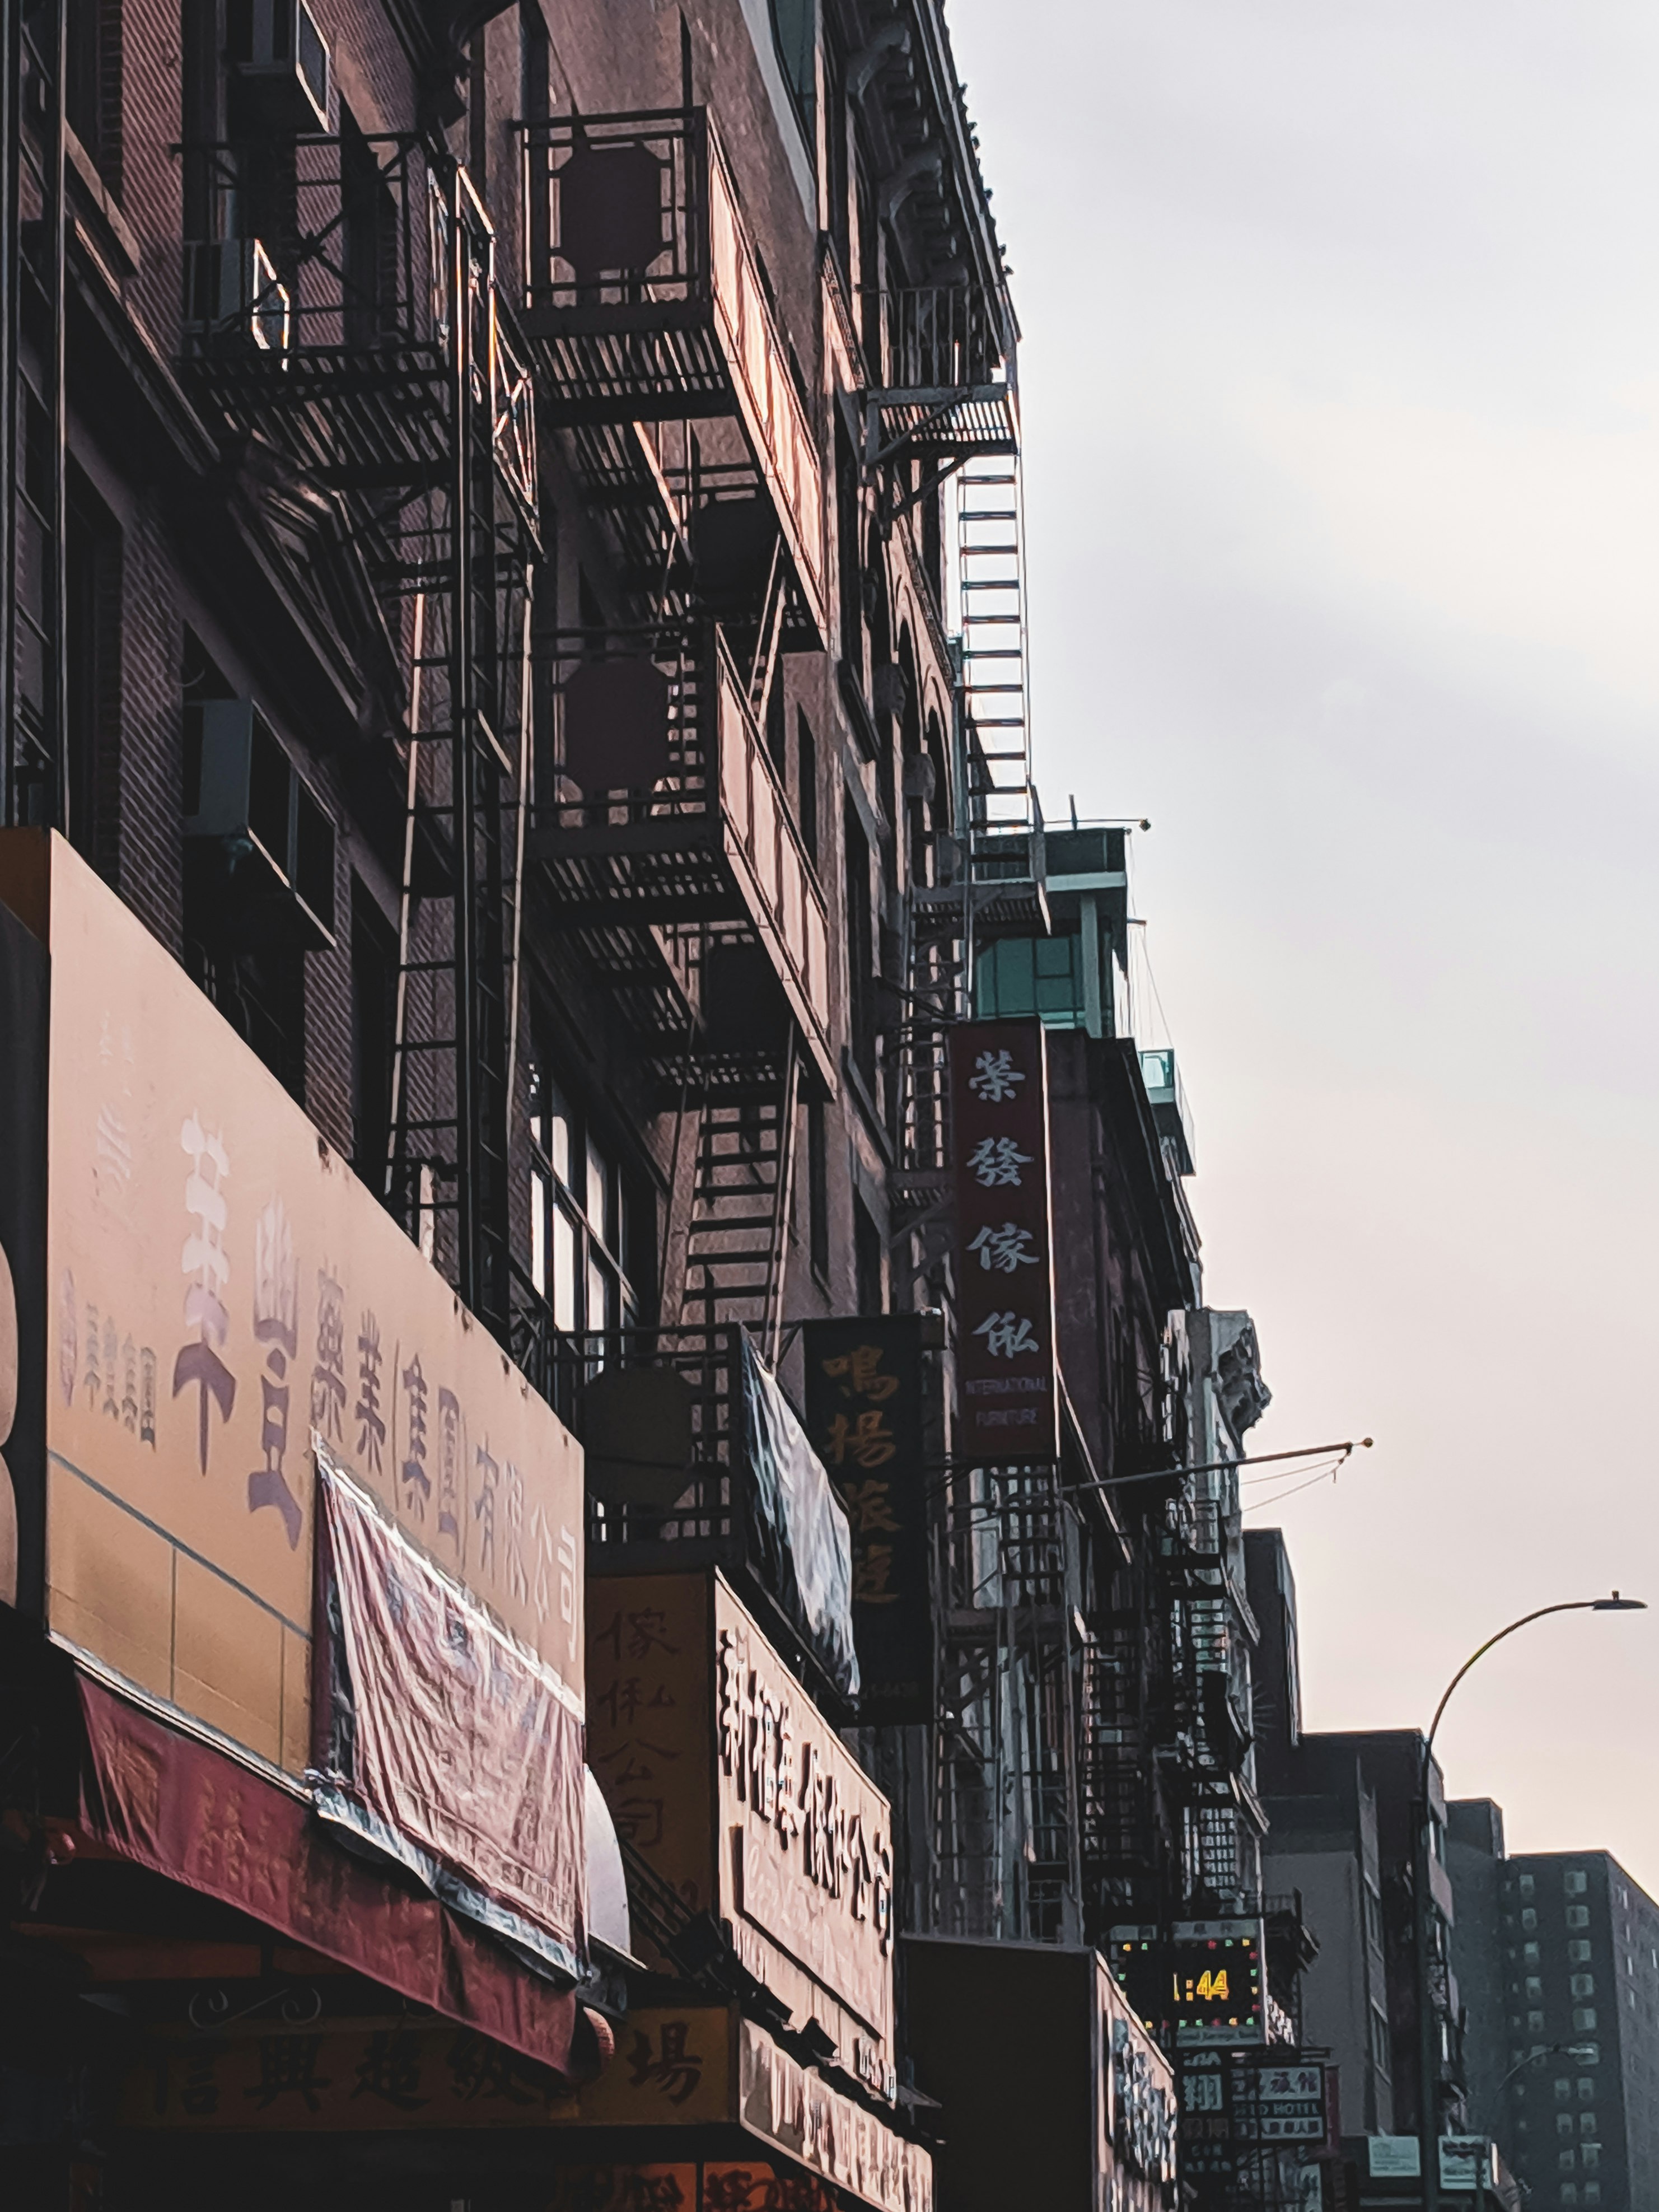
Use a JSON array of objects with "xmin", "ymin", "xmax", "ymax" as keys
[
  {"xmin": 181, "ymin": 345, "xmax": 454, "ymax": 487},
  {"xmin": 520, "ymin": 107, "xmax": 828, "ymax": 646},
  {"xmin": 526, "ymin": 622, "xmax": 834, "ymax": 1096},
  {"xmin": 866, "ymin": 385, "xmax": 1018, "ymax": 461}
]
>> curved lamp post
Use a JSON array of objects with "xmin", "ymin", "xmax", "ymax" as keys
[
  {"xmin": 1493, "ymin": 2041, "xmax": 1598, "ymax": 2096},
  {"xmin": 1417, "ymin": 1594, "xmax": 1644, "ymax": 2212}
]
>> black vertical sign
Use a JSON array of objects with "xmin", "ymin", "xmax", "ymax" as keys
[
  {"xmin": 0, "ymin": 894, "xmax": 48, "ymax": 1613},
  {"xmin": 802, "ymin": 1315, "xmax": 935, "ymax": 1725}
]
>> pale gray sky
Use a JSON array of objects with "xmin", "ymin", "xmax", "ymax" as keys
[{"xmin": 948, "ymin": 0, "xmax": 1659, "ymax": 1888}]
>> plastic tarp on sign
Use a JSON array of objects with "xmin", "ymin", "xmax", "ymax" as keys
[
  {"xmin": 312, "ymin": 1449, "xmax": 588, "ymax": 1981},
  {"xmin": 740, "ymin": 1336, "xmax": 859, "ymax": 1702}
]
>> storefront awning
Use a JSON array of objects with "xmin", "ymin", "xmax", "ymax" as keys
[{"xmin": 75, "ymin": 1672, "xmax": 590, "ymax": 2084}]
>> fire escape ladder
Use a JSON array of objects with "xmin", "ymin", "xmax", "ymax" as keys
[
  {"xmin": 1079, "ymin": 1621, "xmax": 1156, "ymax": 1893},
  {"xmin": 953, "ymin": 455, "xmax": 1035, "ymax": 836},
  {"xmin": 2, "ymin": 0, "xmax": 67, "ymax": 831},
  {"xmin": 675, "ymin": 1029, "xmax": 800, "ymax": 1346},
  {"xmin": 354, "ymin": 164, "xmax": 535, "ymax": 1346}
]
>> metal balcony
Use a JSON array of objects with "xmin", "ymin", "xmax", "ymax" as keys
[
  {"xmin": 503, "ymin": 1310, "xmax": 858, "ymax": 1717},
  {"xmin": 862, "ymin": 286, "xmax": 1019, "ymax": 474},
  {"xmin": 527, "ymin": 620, "xmax": 833, "ymax": 1095},
  {"xmin": 179, "ymin": 138, "xmax": 536, "ymax": 528},
  {"xmin": 520, "ymin": 108, "xmax": 827, "ymax": 644}
]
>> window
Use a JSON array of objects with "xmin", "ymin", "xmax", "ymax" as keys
[
  {"xmin": 1571, "ymin": 1975, "xmax": 1596, "ymax": 1999},
  {"xmin": 1560, "ymin": 2188, "xmax": 1577, "ymax": 2206},
  {"xmin": 350, "ymin": 878, "xmax": 397, "ymax": 1182},
  {"xmin": 1527, "ymin": 1978, "xmax": 1545, "ymax": 2001},
  {"xmin": 1565, "ymin": 1871, "xmax": 1589, "ymax": 1896},
  {"xmin": 796, "ymin": 708, "xmax": 818, "ymax": 863},
  {"xmin": 1554, "ymin": 2080, "xmax": 1571, "ymax": 2102},
  {"xmin": 1578, "ymin": 2115, "xmax": 1597, "ymax": 2138},
  {"xmin": 805, "ymin": 1097, "xmax": 830, "ymax": 1282},
  {"xmin": 66, "ymin": 0, "xmax": 122, "ymax": 192},
  {"xmin": 1364, "ymin": 1885, "xmax": 1385, "ymax": 1954},
  {"xmin": 1558, "ymin": 2150, "xmax": 1576, "ymax": 2172},
  {"xmin": 1583, "ymin": 2187, "xmax": 1601, "ymax": 2206},
  {"xmin": 1520, "ymin": 1874, "xmax": 1536, "ymax": 1899},
  {"xmin": 854, "ymin": 1192, "xmax": 884, "ymax": 1315},
  {"xmin": 181, "ymin": 633, "xmax": 309, "ymax": 1107},
  {"xmin": 1524, "ymin": 1908, "xmax": 1540, "ymax": 1931},
  {"xmin": 525, "ymin": 1055, "xmax": 643, "ymax": 1341},
  {"xmin": 1557, "ymin": 2116, "xmax": 1575, "ymax": 2138},
  {"xmin": 1368, "ymin": 2005, "xmax": 1390, "ymax": 2074},
  {"xmin": 769, "ymin": 0, "xmax": 816, "ymax": 142},
  {"xmin": 1581, "ymin": 2146, "xmax": 1600, "ymax": 2172},
  {"xmin": 1569, "ymin": 1907, "xmax": 1591, "ymax": 1930},
  {"xmin": 1529, "ymin": 2011, "xmax": 1546, "ymax": 2033},
  {"xmin": 843, "ymin": 800, "xmax": 876, "ymax": 1090},
  {"xmin": 1568, "ymin": 1941, "xmax": 1592, "ymax": 1963},
  {"xmin": 64, "ymin": 464, "xmax": 121, "ymax": 872},
  {"xmin": 1525, "ymin": 1942, "xmax": 1542, "ymax": 1964},
  {"xmin": 1573, "ymin": 2008, "xmax": 1597, "ymax": 2032}
]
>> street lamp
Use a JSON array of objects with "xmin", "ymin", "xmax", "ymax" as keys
[
  {"xmin": 1416, "ymin": 1594, "xmax": 1645, "ymax": 2212},
  {"xmin": 1494, "ymin": 2042, "xmax": 1598, "ymax": 2096}
]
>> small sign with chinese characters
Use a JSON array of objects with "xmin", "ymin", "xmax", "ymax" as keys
[
  {"xmin": 801, "ymin": 1316, "xmax": 935, "ymax": 1725},
  {"xmin": 586, "ymin": 1572, "xmax": 898, "ymax": 2078},
  {"xmin": 123, "ymin": 2010, "xmax": 733, "ymax": 2132},
  {"xmin": 950, "ymin": 1020, "xmax": 1058, "ymax": 1461}
]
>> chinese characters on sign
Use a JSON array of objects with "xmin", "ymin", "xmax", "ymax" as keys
[
  {"xmin": 13, "ymin": 831, "xmax": 584, "ymax": 1792},
  {"xmin": 950, "ymin": 1021, "xmax": 1058, "ymax": 1460},
  {"xmin": 125, "ymin": 2012, "xmax": 731, "ymax": 2134},
  {"xmin": 586, "ymin": 1574, "xmax": 900, "ymax": 2070},
  {"xmin": 801, "ymin": 1318, "xmax": 935, "ymax": 1725}
]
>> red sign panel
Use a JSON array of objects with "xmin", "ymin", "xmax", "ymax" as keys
[{"xmin": 950, "ymin": 1020, "xmax": 1058, "ymax": 1460}]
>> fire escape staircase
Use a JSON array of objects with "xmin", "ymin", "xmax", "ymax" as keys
[{"xmin": 176, "ymin": 132, "xmax": 539, "ymax": 1343}]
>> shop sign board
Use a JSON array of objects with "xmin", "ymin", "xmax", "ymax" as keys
[
  {"xmin": 1367, "ymin": 2138, "xmax": 1422, "ymax": 2178},
  {"xmin": 1178, "ymin": 2051, "xmax": 1330, "ymax": 2179},
  {"xmin": 124, "ymin": 2008, "xmax": 732, "ymax": 2131},
  {"xmin": 0, "ymin": 892, "xmax": 48, "ymax": 1614},
  {"xmin": 1440, "ymin": 2137, "xmax": 1496, "ymax": 2192},
  {"xmin": 948, "ymin": 1019, "xmax": 1058, "ymax": 1460},
  {"xmin": 587, "ymin": 1571, "xmax": 896, "ymax": 2066},
  {"xmin": 0, "ymin": 832, "xmax": 584, "ymax": 1784},
  {"xmin": 546, "ymin": 2167, "xmax": 836, "ymax": 2212},
  {"xmin": 801, "ymin": 1315, "xmax": 935, "ymax": 1724},
  {"xmin": 737, "ymin": 2018, "xmax": 932, "ymax": 2212}
]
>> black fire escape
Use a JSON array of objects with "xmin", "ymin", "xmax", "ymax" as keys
[
  {"xmin": 2, "ymin": 0, "xmax": 67, "ymax": 832},
  {"xmin": 513, "ymin": 105, "xmax": 836, "ymax": 1363},
  {"xmin": 177, "ymin": 126, "xmax": 539, "ymax": 1342}
]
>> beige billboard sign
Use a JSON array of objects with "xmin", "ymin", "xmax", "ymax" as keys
[
  {"xmin": 1, "ymin": 832, "xmax": 583, "ymax": 1774},
  {"xmin": 587, "ymin": 1570, "xmax": 896, "ymax": 2082}
]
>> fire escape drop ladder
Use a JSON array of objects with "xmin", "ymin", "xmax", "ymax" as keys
[
  {"xmin": 2, "ymin": 0, "xmax": 67, "ymax": 834},
  {"xmin": 383, "ymin": 167, "xmax": 537, "ymax": 1347}
]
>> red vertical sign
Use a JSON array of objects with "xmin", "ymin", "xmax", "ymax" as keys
[{"xmin": 950, "ymin": 1019, "xmax": 1058, "ymax": 1460}]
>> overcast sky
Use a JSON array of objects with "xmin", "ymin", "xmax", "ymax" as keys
[{"xmin": 947, "ymin": 0, "xmax": 1659, "ymax": 1890}]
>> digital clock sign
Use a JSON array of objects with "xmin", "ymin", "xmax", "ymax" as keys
[{"xmin": 1109, "ymin": 1919, "xmax": 1267, "ymax": 2050}]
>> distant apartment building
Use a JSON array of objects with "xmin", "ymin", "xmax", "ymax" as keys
[{"xmin": 1451, "ymin": 1831, "xmax": 1659, "ymax": 2212}]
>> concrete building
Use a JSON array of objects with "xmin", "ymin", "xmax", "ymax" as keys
[
  {"xmin": 1249, "ymin": 1531, "xmax": 1464, "ymax": 2145},
  {"xmin": 0, "ymin": 0, "xmax": 1289, "ymax": 2202},
  {"xmin": 1450, "ymin": 1831, "xmax": 1659, "ymax": 2212}
]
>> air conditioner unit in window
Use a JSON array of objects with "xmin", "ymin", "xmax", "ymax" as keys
[
  {"xmin": 183, "ymin": 239, "xmax": 291, "ymax": 354},
  {"xmin": 185, "ymin": 700, "xmax": 337, "ymax": 949},
  {"xmin": 225, "ymin": 0, "xmax": 331, "ymax": 130}
]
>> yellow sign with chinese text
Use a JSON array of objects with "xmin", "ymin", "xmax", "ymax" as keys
[{"xmin": 0, "ymin": 832, "xmax": 583, "ymax": 1775}]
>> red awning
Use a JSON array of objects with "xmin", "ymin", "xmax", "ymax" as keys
[{"xmin": 75, "ymin": 1673, "xmax": 586, "ymax": 2083}]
